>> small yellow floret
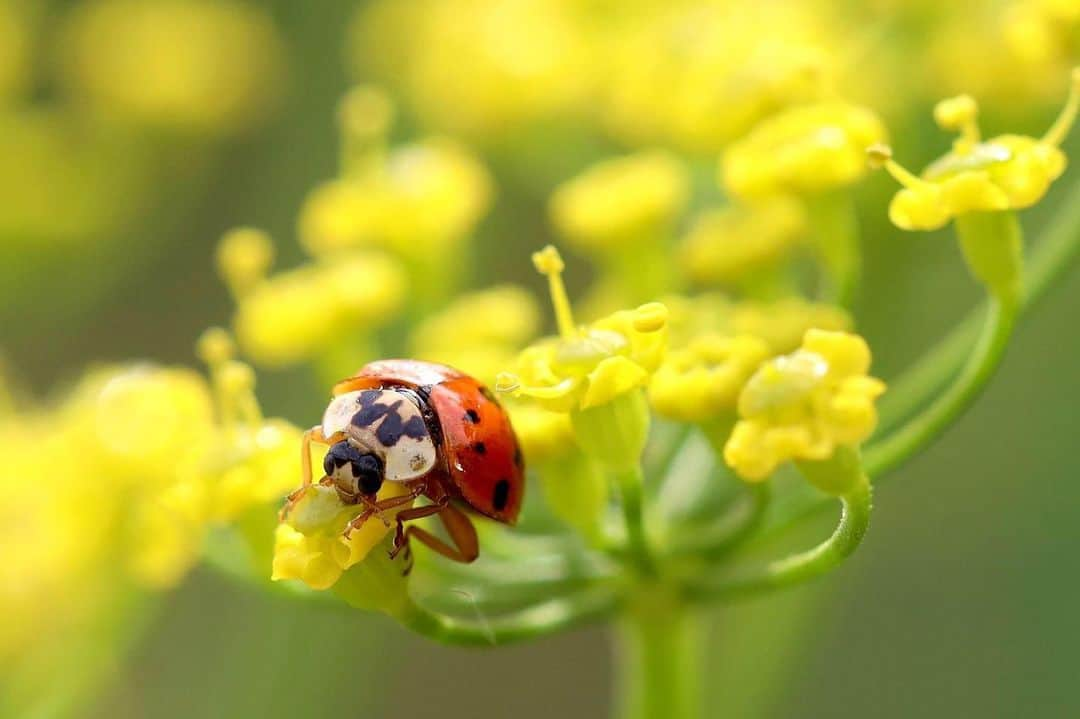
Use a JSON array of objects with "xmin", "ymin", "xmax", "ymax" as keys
[
  {"xmin": 723, "ymin": 329, "xmax": 885, "ymax": 481},
  {"xmin": 721, "ymin": 102, "xmax": 887, "ymax": 199},
  {"xmin": 649, "ymin": 334, "xmax": 771, "ymax": 422},
  {"xmin": 216, "ymin": 227, "xmax": 275, "ymax": 298},
  {"xmin": 550, "ymin": 151, "xmax": 689, "ymax": 250},
  {"xmin": 875, "ymin": 70, "xmax": 1080, "ymax": 231},
  {"xmin": 679, "ymin": 199, "xmax": 806, "ymax": 285}
]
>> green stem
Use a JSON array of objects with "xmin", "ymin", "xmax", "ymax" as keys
[
  {"xmin": 806, "ymin": 189, "xmax": 860, "ymax": 308},
  {"xmin": 615, "ymin": 463, "xmax": 656, "ymax": 576},
  {"xmin": 864, "ymin": 296, "xmax": 1017, "ymax": 478},
  {"xmin": 878, "ymin": 175, "xmax": 1080, "ymax": 432},
  {"xmin": 684, "ymin": 475, "xmax": 871, "ymax": 601},
  {"xmin": 398, "ymin": 586, "xmax": 620, "ymax": 647},
  {"xmin": 615, "ymin": 597, "xmax": 703, "ymax": 719}
]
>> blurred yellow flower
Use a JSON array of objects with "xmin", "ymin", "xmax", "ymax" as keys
[
  {"xmin": 225, "ymin": 247, "xmax": 407, "ymax": 368},
  {"xmin": 601, "ymin": 2, "xmax": 839, "ymax": 153},
  {"xmin": 56, "ymin": 0, "xmax": 283, "ymax": 134},
  {"xmin": 550, "ymin": 151, "xmax": 689, "ymax": 251},
  {"xmin": 351, "ymin": 0, "xmax": 590, "ymax": 136},
  {"xmin": 871, "ymin": 70, "xmax": 1080, "ymax": 231},
  {"xmin": 665, "ymin": 293, "xmax": 852, "ymax": 356},
  {"xmin": 498, "ymin": 247, "xmax": 668, "ymax": 413},
  {"xmin": 650, "ymin": 334, "xmax": 771, "ymax": 423},
  {"xmin": 724, "ymin": 329, "xmax": 885, "ymax": 481},
  {"xmin": 409, "ymin": 285, "xmax": 540, "ymax": 385},
  {"xmin": 0, "ymin": 0, "xmax": 31, "ymax": 104},
  {"xmin": 299, "ymin": 136, "xmax": 493, "ymax": 261},
  {"xmin": 721, "ymin": 102, "xmax": 887, "ymax": 199},
  {"xmin": 678, "ymin": 199, "xmax": 806, "ymax": 287}
]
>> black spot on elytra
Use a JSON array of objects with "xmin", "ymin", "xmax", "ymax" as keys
[
  {"xmin": 464, "ymin": 408, "xmax": 481, "ymax": 424},
  {"xmin": 492, "ymin": 479, "xmax": 511, "ymax": 512},
  {"xmin": 473, "ymin": 441, "xmax": 486, "ymax": 455}
]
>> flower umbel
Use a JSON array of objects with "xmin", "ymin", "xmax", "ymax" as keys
[{"xmin": 724, "ymin": 329, "xmax": 885, "ymax": 483}]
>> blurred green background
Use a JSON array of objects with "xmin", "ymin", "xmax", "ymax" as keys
[{"xmin": 3, "ymin": 0, "xmax": 1078, "ymax": 717}]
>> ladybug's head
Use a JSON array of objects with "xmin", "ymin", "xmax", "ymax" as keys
[{"xmin": 323, "ymin": 440, "xmax": 384, "ymax": 499}]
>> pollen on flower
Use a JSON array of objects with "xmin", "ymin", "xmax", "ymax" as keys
[{"xmin": 723, "ymin": 329, "xmax": 885, "ymax": 481}]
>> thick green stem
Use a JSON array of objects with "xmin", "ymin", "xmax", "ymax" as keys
[
  {"xmin": 615, "ymin": 598, "xmax": 703, "ymax": 719},
  {"xmin": 878, "ymin": 175, "xmax": 1080, "ymax": 432},
  {"xmin": 806, "ymin": 190, "xmax": 860, "ymax": 308},
  {"xmin": 685, "ymin": 474, "xmax": 871, "ymax": 601},
  {"xmin": 864, "ymin": 295, "xmax": 1017, "ymax": 478}
]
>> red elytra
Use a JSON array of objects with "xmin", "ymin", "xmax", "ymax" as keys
[{"xmin": 332, "ymin": 359, "xmax": 525, "ymax": 524}]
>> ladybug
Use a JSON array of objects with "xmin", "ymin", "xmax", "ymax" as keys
[{"xmin": 285, "ymin": 360, "xmax": 525, "ymax": 567}]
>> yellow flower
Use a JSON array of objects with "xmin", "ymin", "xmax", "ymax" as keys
[
  {"xmin": 56, "ymin": 0, "xmax": 284, "ymax": 134},
  {"xmin": 599, "ymin": 2, "xmax": 841, "ymax": 152},
  {"xmin": 678, "ymin": 199, "xmax": 806, "ymax": 286},
  {"xmin": 497, "ymin": 247, "xmax": 667, "ymax": 413},
  {"xmin": 870, "ymin": 70, "xmax": 1080, "ymax": 231},
  {"xmin": 724, "ymin": 329, "xmax": 885, "ymax": 481},
  {"xmin": 721, "ymin": 102, "xmax": 887, "ymax": 199},
  {"xmin": 550, "ymin": 151, "xmax": 689, "ymax": 251},
  {"xmin": 649, "ymin": 334, "xmax": 771, "ymax": 423},
  {"xmin": 299, "ymin": 137, "xmax": 493, "ymax": 260},
  {"xmin": 665, "ymin": 293, "xmax": 852, "ymax": 356},
  {"xmin": 350, "ymin": 0, "xmax": 590, "ymax": 136},
  {"xmin": 226, "ymin": 248, "xmax": 407, "ymax": 367},
  {"xmin": 508, "ymin": 401, "xmax": 576, "ymax": 464},
  {"xmin": 409, "ymin": 285, "xmax": 540, "ymax": 386},
  {"xmin": 271, "ymin": 482, "xmax": 413, "ymax": 590},
  {"xmin": 0, "ymin": 0, "xmax": 31, "ymax": 104}
]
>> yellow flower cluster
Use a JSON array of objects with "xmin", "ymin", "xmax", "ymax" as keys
[
  {"xmin": 497, "ymin": 247, "xmax": 668, "ymax": 413},
  {"xmin": 665, "ymin": 293, "xmax": 852, "ymax": 356},
  {"xmin": 550, "ymin": 151, "xmax": 689, "ymax": 251},
  {"xmin": 724, "ymin": 329, "xmax": 885, "ymax": 481},
  {"xmin": 218, "ymin": 227, "xmax": 407, "ymax": 368},
  {"xmin": 299, "ymin": 102, "xmax": 493, "ymax": 261},
  {"xmin": 678, "ymin": 199, "xmax": 806, "ymax": 287},
  {"xmin": 409, "ymin": 285, "xmax": 540, "ymax": 386},
  {"xmin": 56, "ymin": 0, "xmax": 284, "ymax": 134},
  {"xmin": 872, "ymin": 70, "xmax": 1080, "ymax": 231},
  {"xmin": 649, "ymin": 334, "xmax": 771, "ymax": 423},
  {"xmin": 0, "ymin": 330, "xmax": 301, "ymax": 659},
  {"xmin": 272, "ymin": 483, "xmax": 413, "ymax": 590},
  {"xmin": 721, "ymin": 102, "xmax": 887, "ymax": 199}
]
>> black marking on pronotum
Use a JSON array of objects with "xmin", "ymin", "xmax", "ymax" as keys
[
  {"xmin": 492, "ymin": 479, "xmax": 511, "ymax": 512},
  {"xmin": 351, "ymin": 390, "xmax": 429, "ymax": 447},
  {"xmin": 472, "ymin": 441, "xmax": 487, "ymax": 455},
  {"xmin": 464, "ymin": 408, "xmax": 481, "ymax": 424}
]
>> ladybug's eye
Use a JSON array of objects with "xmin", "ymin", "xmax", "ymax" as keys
[
  {"xmin": 353, "ymin": 455, "xmax": 383, "ymax": 495},
  {"xmin": 324, "ymin": 440, "xmax": 384, "ymax": 496}
]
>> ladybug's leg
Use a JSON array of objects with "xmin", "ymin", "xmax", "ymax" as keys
[
  {"xmin": 279, "ymin": 425, "xmax": 329, "ymax": 520},
  {"xmin": 342, "ymin": 488, "xmax": 424, "ymax": 538},
  {"xmin": 391, "ymin": 502, "xmax": 480, "ymax": 565}
]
